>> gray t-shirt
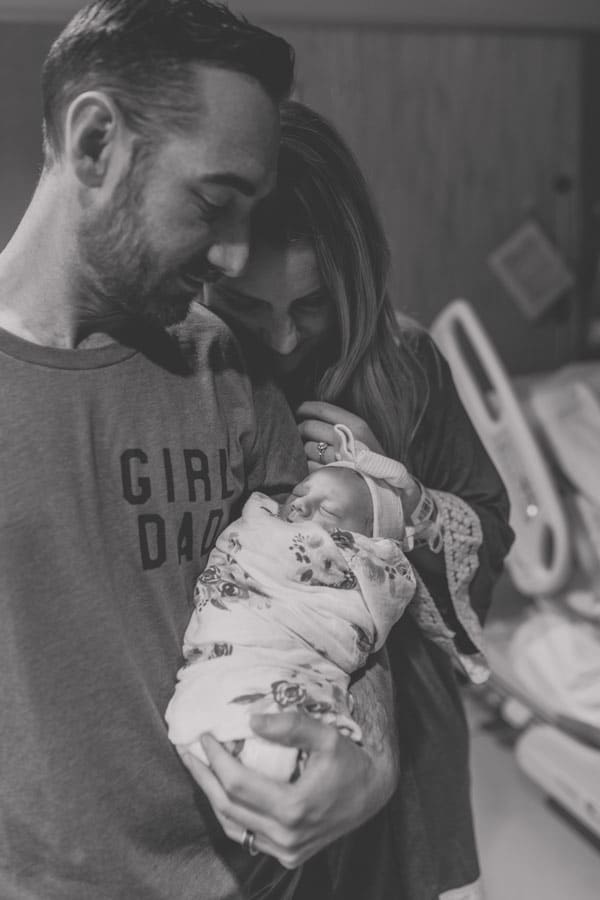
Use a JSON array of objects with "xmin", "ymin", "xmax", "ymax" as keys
[{"xmin": 0, "ymin": 305, "xmax": 306, "ymax": 899}]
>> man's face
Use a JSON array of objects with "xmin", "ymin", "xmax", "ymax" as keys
[{"xmin": 78, "ymin": 66, "xmax": 279, "ymax": 327}]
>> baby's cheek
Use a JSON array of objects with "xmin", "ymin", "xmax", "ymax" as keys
[
  {"xmin": 318, "ymin": 512, "xmax": 349, "ymax": 534},
  {"xmin": 310, "ymin": 511, "xmax": 332, "ymax": 531},
  {"xmin": 340, "ymin": 512, "xmax": 371, "ymax": 536}
]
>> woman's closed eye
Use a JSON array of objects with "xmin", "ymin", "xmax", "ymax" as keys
[
  {"xmin": 293, "ymin": 292, "xmax": 328, "ymax": 314},
  {"xmin": 213, "ymin": 287, "xmax": 263, "ymax": 312}
]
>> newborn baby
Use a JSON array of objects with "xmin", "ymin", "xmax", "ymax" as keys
[
  {"xmin": 283, "ymin": 465, "xmax": 374, "ymax": 532},
  {"xmin": 165, "ymin": 431, "xmax": 418, "ymax": 781}
]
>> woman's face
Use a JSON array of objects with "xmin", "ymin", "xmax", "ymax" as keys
[{"xmin": 204, "ymin": 240, "xmax": 335, "ymax": 375}]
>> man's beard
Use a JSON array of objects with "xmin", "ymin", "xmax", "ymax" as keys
[{"xmin": 77, "ymin": 162, "xmax": 204, "ymax": 329}]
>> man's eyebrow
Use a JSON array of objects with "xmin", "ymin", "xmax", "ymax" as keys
[{"xmin": 201, "ymin": 172, "xmax": 273, "ymax": 198}]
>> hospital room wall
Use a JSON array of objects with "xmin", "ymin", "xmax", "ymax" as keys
[
  {"xmin": 0, "ymin": 24, "xmax": 55, "ymax": 258},
  {"xmin": 0, "ymin": 20, "xmax": 596, "ymax": 375},
  {"xmin": 274, "ymin": 24, "xmax": 585, "ymax": 375}
]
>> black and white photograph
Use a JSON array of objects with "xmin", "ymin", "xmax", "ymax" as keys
[{"xmin": 1, "ymin": 1, "xmax": 599, "ymax": 898}]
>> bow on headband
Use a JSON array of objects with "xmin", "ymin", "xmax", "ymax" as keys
[
  {"xmin": 327, "ymin": 424, "xmax": 416, "ymax": 540},
  {"xmin": 332, "ymin": 424, "xmax": 414, "ymax": 489}
]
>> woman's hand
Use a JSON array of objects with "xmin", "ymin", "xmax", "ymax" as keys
[{"xmin": 295, "ymin": 401, "xmax": 384, "ymax": 470}]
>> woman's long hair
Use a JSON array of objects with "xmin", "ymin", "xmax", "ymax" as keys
[{"xmin": 253, "ymin": 100, "xmax": 429, "ymax": 460}]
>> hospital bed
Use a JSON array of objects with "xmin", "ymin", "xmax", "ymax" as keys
[{"xmin": 431, "ymin": 299, "xmax": 600, "ymax": 839}]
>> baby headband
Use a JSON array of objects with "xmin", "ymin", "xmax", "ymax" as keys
[{"xmin": 327, "ymin": 424, "xmax": 414, "ymax": 540}]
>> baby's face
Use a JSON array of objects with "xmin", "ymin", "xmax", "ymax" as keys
[{"xmin": 281, "ymin": 466, "xmax": 373, "ymax": 535}]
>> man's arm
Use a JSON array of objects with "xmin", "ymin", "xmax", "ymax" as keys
[{"xmin": 179, "ymin": 648, "xmax": 399, "ymax": 869}]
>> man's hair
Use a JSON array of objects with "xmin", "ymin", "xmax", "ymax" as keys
[{"xmin": 42, "ymin": 0, "xmax": 294, "ymax": 164}]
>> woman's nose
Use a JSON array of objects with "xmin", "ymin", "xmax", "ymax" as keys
[{"xmin": 263, "ymin": 316, "xmax": 299, "ymax": 355}]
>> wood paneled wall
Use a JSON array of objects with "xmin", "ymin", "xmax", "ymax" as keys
[
  {"xmin": 271, "ymin": 25, "xmax": 582, "ymax": 373},
  {"xmin": 0, "ymin": 24, "xmax": 58, "ymax": 248}
]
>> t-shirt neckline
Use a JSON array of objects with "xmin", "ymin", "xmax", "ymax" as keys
[{"xmin": 0, "ymin": 326, "xmax": 138, "ymax": 370}]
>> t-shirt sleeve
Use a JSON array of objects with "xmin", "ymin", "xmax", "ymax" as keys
[
  {"xmin": 195, "ymin": 308, "xmax": 308, "ymax": 504},
  {"xmin": 408, "ymin": 332, "xmax": 514, "ymax": 645}
]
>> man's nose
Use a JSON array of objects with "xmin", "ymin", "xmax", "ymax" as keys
[
  {"xmin": 264, "ymin": 316, "xmax": 299, "ymax": 355},
  {"xmin": 206, "ymin": 223, "xmax": 250, "ymax": 278}
]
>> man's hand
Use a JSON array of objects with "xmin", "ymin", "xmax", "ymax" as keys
[{"xmin": 180, "ymin": 650, "xmax": 398, "ymax": 869}]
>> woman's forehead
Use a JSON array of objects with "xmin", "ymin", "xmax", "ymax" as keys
[{"xmin": 227, "ymin": 241, "xmax": 320, "ymax": 303}]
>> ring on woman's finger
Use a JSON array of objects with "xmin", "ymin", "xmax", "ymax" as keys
[
  {"xmin": 316, "ymin": 441, "xmax": 329, "ymax": 464},
  {"xmin": 242, "ymin": 828, "xmax": 259, "ymax": 856}
]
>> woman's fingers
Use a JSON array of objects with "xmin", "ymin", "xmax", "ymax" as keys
[
  {"xmin": 296, "ymin": 419, "xmax": 337, "ymax": 466},
  {"xmin": 296, "ymin": 418, "xmax": 335, "ymax": 445},
  {"xmin": 296, "ymin": 401, "xmax": 354, "ymax": 424},
  {"xmin": 296, "ymin": 402, "xmax": 384, "ymax": 454},
  {"xmin": 306, "ymin": 440, "xmax": 335, "ymax": 466}
]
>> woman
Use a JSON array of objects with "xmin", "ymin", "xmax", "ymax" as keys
[{"xmin": 205, "ymin": 100, "xmax": 513, "ymax": 900}]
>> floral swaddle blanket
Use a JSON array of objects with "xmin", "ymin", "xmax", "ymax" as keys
[{"xmin": 165, "ymin": 492, "xmax": 417, "ymax": 780}]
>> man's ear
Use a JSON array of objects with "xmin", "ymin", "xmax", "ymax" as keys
[{"xmin": 64, "ymin": 91, "xmax": 129, "ymax": 187}]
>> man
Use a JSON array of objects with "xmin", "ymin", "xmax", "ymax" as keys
[{"xmin": 0, "ymin": 2, "xmax": 397, "ymax": 898}]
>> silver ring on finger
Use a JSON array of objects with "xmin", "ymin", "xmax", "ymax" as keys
[
  {"xmin": 316, "ymin": 441, "xmax": 329, "ymax": 464},
  {"xmin": 242, "ymin": 828, "xmax": 259, "ymax": 856}
]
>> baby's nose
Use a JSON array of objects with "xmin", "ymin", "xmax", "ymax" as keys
[{"xmin": 291, "ymin": 495, "xmax": 314, "ymax": 519}]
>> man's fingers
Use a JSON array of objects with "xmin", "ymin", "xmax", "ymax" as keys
[
  {"xmin": 250, "ymin": 712, "xmax": 339, "ymax": 754},
  {"xmin": 178, "ymin": 747, "xmax": 210, "ymax": 785},
  {"xmin": 201, "ymin": 734, "xmax": 287, "ymax": 813},
  {"xmin": 180, "ymin": 727, "xmax": 377, "ymax": 872},
  {"xmin": 183, "ymin": 739, "xmax": 313, "ymax": 868},
  {"xmin": 179, "ymin": 747, "xmax": 228, "ymax": 807},
  {"xmin": 178, "ymin": 748, "xmax": 259, "ymax": 842}
]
